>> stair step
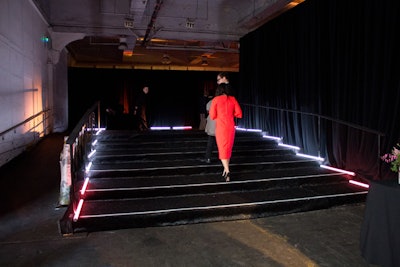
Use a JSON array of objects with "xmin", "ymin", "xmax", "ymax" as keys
[
  {"xmin": 72, "ymin": 182, "xmax": 367, "ymax": 232},
  {"xmin": 60, "ymin": 129, "xmax": 367, "ymax": 235},
  {"xmin": 80, "ymin": 173, "xmax": 350, "ymax": 200}
]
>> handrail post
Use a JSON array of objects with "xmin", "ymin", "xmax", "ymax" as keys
[
  {"xmin": 59, "ymin": 101, "xmax": 101, "ymax": 235},
  {"xmin": 97, "ymin": 102, "xmax": 101, "ymax": 129}
]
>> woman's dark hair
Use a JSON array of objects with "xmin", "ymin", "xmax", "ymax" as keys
[
  {"xmin": 215, "ymin": 83, "xmax": 232, "ymax": 96},
  {"xmin": 218, "ymin": 72, "xmax": 230, "ymax": 81}
]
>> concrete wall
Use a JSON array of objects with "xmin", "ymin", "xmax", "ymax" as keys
[{"xmin": 0, "ymin": 0, "xmax": 68, "ymax": 167}]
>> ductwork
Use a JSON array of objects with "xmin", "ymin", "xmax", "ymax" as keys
[{"xmin": 142, "ymin": 0, "xmax": 163, "ymax": 46}]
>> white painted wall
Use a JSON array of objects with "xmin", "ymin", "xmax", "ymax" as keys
[{"xmin": 0, "ymin": 0, "xmax": 68, "ymax": 167}]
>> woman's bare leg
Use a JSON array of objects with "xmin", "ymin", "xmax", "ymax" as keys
[{"xmin": 221, "ymin": 159, "xmax": 230, "ymax": 174}]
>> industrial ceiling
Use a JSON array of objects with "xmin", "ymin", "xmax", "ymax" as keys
[{"xmin": 33, "ymin": 0, "xmax": 304, "ymax": 71}]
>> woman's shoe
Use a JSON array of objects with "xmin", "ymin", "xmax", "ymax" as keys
[
  {"xmin": 222, "ymin": 170, "xmax": 227, "ymax": 177},
  {"xmin": 224, "ymin": 172, "xmax": 230, "ymax": 182}
]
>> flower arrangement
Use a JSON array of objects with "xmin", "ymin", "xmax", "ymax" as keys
[{"xmin": 381, "ymin": 144, "xmax": 400, "ymax": 172}]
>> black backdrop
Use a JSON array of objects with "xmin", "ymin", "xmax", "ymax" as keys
[
  {"xmin": 238, "ymin": 0, "xmax": 400, "ymax": 180},
  {"xmin": 68, "ymin": 68, "xmax": 238, "ymax": 130}
]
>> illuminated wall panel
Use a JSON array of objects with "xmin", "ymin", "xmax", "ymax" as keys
[{"xmin": 0, "ymin": 0, "xmax": 55, "ymax": 167}]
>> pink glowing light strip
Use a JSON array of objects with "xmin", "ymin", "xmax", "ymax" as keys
[
  {"xmin": 320, "ymin": 165, "xmax": 355, "ymax": 176},
  {"xmin": 73, "ymin": 199, "xmax": 84, "ymax": 222},
  {"xmin": 349, "ymin": 180, "xmax": 369, "ymax": 189},
  {"xmin": 80, "ymin": 177, "xmax": 90, "ymax": 195},
  {"xmin": 172, "ymin": 126, "xmax": 192, "ymax": 130}
]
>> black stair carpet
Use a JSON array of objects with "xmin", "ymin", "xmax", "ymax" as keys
[{"xmin": 64, "ymin": 129, "xmax": 368, "ymax": 233}]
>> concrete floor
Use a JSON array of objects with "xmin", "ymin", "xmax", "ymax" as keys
[{"xmin": 0, "ymin": 133, "xmax": 376, "ymax": 267}]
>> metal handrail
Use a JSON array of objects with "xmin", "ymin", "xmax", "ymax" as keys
[
  {"xmin": 243, "ymin": 103, "xmax": 384, "ymax": 136},
  {"xmin": 66, "ymin": 102, "xmax": 99, "ymax": 145},
  {"xmin": 241, "ymin": 103, "xmax": 385, "ymax": 167},
  {"xmin": 65, "ymin": 101, "xmax": 100, "ymax": 213},
  {"xmin": 0, "ymin": 109, "xmax": 50, "ymax": 137}
]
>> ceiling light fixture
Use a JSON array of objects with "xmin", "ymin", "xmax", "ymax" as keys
[
  {"xmin": 162, "ymin": 54, "xmax": 171, "ymax": 64},
  {"xmin": 118, "ymin": 43, "xmax": 128, "ymax": 50},
  {"xmin": 118, "ymin": 36, "xmax": 128, "ymax": 50}
]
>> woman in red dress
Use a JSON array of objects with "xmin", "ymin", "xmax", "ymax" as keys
[{"xmin": 209, "ymin": 83, "xmax": 242, "ymax": 181}]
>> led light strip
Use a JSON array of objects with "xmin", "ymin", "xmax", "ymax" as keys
[
  {"xmin": 320, "ymin": 165, "xmax": 355, "ymax": 176},
  {"xmin": 85, "ymin": 162, "xmax": 92, "ymax": 173},
  {"xmin": 278, "ymin": 143, "xmax": 300, "ymax": 150},
  {"xmin": 95, "ymin": 128, "xmax": 105, "ymax": 135},
  {"xmin": 150, "ymin": 126, "xmax": 170, "ymax": 130},
  {"xmin": 88, "ymin": 149, "xmax": 96, "ymax": 158},
  {"xmin": 73, "ymin": 199, "xmax": 84, "ymax": 222},
  {"xmin": 349, "ymin": 180, "xmax": 369, "ymax": 188},
  {"xmin": 296, "ymin": 153, "xmax": 324, "ymax": 161},
  {"xmin": 263, "ymin": 135, "xmax": 282, "ymax": 141},
  {"xmin": 150, "ymin": 126, "xmax": 193, "ymax": 130},
  {"xmin": 80, "ymin": 177, "xmax": 90, "ymax": 195},
  {"xmin": 236, "ymin": 127, "xmax": 262, "ymax": 132},
  {"xmin": 172, "ymin": 126, "xmax": 192, "ymax": 130}
]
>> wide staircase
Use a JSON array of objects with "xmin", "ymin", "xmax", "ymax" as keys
[{"xmin": 60, "ymin": 129, "xmax": 368, "ymax": 234}]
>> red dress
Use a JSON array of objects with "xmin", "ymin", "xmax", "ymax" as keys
[{"xmin": 209, "ymin": 95, "xmax": 242, "ymax": 159}]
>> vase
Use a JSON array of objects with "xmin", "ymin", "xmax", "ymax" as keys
[{"xmin": 398, "ymin": 171, "xmax": 400, "ymax": 184}]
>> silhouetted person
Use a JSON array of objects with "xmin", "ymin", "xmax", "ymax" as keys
[{"xmin": 134, "ymin": 86, "xmax": 149, "ymax": 131}]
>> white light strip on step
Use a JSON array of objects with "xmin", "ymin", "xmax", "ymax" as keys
[
  {"xmin": 296, "ymin": 153, "xmax": 324, "ymax": 161},
  {"xmin": 247, "ymin": 129, "xmax": 262, "ymax": 132},
  {"xmin": 262, "ymin": 135, "xmax": 282, "ymax": 141},
  {"xmin": 278, "ymin": 143, "xmax": 300, "ymax": 150},
  {"xmin": 79, "ymin": 191, "xmax": 368, "ymax": 219},
  {"xmin": 150, "ymin": 126, "xmax": 170, "ymax": 130},
  {"xmin": 85, "ymin": 162, "xmax": 92, "ymax": 173},
  {"xmin": 320, "ymin": 165, "xmax": 355, "ymax": 176},
  {"xmin": 235, "ymin": 127, "xmax": 247, "ymax": 131},
  {"xmin": 235, "ymin": 127, "xmax": 262, "ymax": 132},
  {"xmin": 95, "ymin": 128, "xmax": 105, "ymax": 135},
  {"xmin": 80, "ymin": 177, "xmax": 90, "ymax": 195},
  {"xmin": 172, "ymin": 126, "xmax": 192, "ymax": 130},
  {"xmin": 88, "ymin": 149, "xmax": 96, "ymax": 158}
]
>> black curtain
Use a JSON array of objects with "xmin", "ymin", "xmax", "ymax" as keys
[
  {"xmin": 68, "ymin": 68, "xmax": 239, "ymax": 130},
  {"xmin": 238, "ymin": 0, "xmax": 400, "ymax": 180}
]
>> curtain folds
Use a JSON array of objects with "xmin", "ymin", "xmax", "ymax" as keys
[{"xmin": 238, "ymin": 0, "xmax": 400, "ymax": 180}]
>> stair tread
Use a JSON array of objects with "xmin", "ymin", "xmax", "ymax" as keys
[
  {"xmin": 84, "ymin": 171, "xmax": 342, "ymax": 190},
  {"xmin": 79, "ymin": 182, "xmax": 368, "ymax": 217}
]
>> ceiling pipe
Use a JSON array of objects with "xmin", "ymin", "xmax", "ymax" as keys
[
  {"xmin": 142, "ymin": 0, "xmax": 163, "ymax": 46},
  {"xmin": 146, "ymin": 44, "xmax": 238, "ymax": 53}
]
